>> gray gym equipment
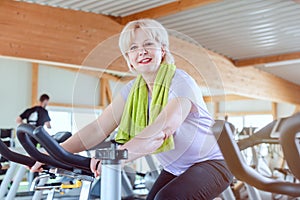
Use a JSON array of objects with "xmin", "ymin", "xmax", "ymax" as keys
[
  {"xmin": 95, "ymin": 142, "xmax": 127, "ymax": 200},
  {"xmin": 277, "ymin": 112, "xmax": 300, "ymax": 181},
  {"xmin": 0, "ymin": 137, "xmax": 47, "ymax": 200},
  {"xmin": 238, "ymin": 120, "xmax": 279, "ymax": 151},
  {"xmin": 212, "ymin": 120, "xmax": 300, "ymax": 198},
  {"xmin": 17, "ymin": 124, "xmax": 91, "ymax": 200},
  {"xmin": 32, "ymin": 126, "xmax": 128, "ymax": 200}
]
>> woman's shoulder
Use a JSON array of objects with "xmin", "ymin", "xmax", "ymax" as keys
[
  {"xmin": 172, "ymin": 69, "xmax": 198, "ymax": 87},
  {"xmin": 169, "ymin": 69, "xmax": 203, "ymax": 100},
  {"xmin": 120, "ymin": 78, "xmax": 136, "ymax": 100}
]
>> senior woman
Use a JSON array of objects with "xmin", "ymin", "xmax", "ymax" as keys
[{"xmin": 32, "ymin": 19, "xmax": 232, "ymax": 200}]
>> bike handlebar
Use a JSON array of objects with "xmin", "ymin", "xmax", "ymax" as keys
[
  {"xmin": 33, "ymin": 126, "xmax": 91, "ymax": 172},
  {"xmin": 0, "ymin": 139, "xmax": 36, "ymax": 167},
  {"xmin": 17, "ymin": 124, "xmax": 73, "ymax": 171}
]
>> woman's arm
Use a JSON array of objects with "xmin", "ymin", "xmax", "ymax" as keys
[
  {"xmin": 61, "ymin": 94, "xmax": 126, "ymax": 153},
  {"xmin": 120, "ymin": 97, "xmax": 192, "ymax": 162}
]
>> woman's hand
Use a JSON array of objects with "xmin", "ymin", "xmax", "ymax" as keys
[
  {"xmin": 30, "ymin": 161, "xmax": 44, "ymax": 172},
  {"xmin": 162, "ymin": 128, "xmax": 174, "ymax": 140},
  {"xmin": 90, "ymin": 157, "xmax": 102, "ymax": 177}
]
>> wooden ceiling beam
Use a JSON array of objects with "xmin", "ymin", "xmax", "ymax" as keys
[
  {"xmin": 216, "ymin": 111, "xmax": 272, "ymax": 117},
  {"xmin": 203, "ymin": 94, "xmax": 253, "ymax": 103},
  {"xmin": 0, "ymin": 0, "xmax": 123, "ymax": 70},
  {"xmin": 49, "ymin": 102, "xmax": 103, "ymax": 110},
  {"xmin": 114, "ymin": 0, "xmax": 220, "ymax": 25},
  {"xmin": 1, "ymin": 1, "xmax": 300, "ymax": 105},
  {"xmin": 53, "ymin": 65, "xmax": 133, "ymax": 82},
  {"xmin": 234, "ymin": 52, "xmax": 300, "ymax": 67},
  {"xmin": 206, "ymin": 50, "xmax": 300, "ymax": 105}
]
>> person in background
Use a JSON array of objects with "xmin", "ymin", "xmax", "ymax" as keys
[
  {"xmin": 16, "ymin": 94, "xmax": 51, "ymax": 129},
  {"xmin": 16, "ymin": 94, "xmax": 51, "ymax": 186}
]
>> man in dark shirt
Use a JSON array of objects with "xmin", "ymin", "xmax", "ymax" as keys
[
  {"xmin": 16, "ymin": 94, "xmax": 51, "ymax": 183},
  {"xmin": 16, "ymin": 94, "xmax": 51, "ymax": 128}
]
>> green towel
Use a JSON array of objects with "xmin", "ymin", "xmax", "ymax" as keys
[{"xmin": 116, "ymin": 63, "xmax": 176, "ymax": 154}]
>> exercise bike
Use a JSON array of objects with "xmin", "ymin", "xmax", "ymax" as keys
[
  {"xmin": 0, "ymin": 126, "xmax": 72, "ymax": 200},
  {"xmin": 212, "ymin": 118, "xmax": 300, "ymax": 199},
  {"xmin": 16, "ymin": 124, "xmax": 129, "ymax": 200}
]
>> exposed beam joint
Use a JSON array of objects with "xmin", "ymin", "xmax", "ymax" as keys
[
  {"xmin": 105, "ymin": 79, "xmax": 112, "ymax": 104},
  {"xmin": 214, "ymin": 102, "xmax": 219, "ymax": 119},
  {"xmin": 31, "ymin": 63, "xmax": 39, "ymax": 106},
  {"xmin": 272, "ymin": 102, "xmax": 277, "ymax": 120},
  {"xmin": 53, "ymin": 65, "xmax": 132, "ymax": 82},
  {"xmin": 100, "ymin": 78, "xmax": 106, "ymax": 107},
  {"xmin": 203, "ymin": 94, "xmax": 252, "ymax": 103},
  {"xmin": 49, "ymin": 102, "xmax": 103, "ymax": 110}
]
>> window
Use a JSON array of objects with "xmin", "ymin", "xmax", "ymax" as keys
[
  {"xmin": 244, "ymin": 114, "xmax": 273, "ymax": 131},
  {"xmin": 47, "ymin": 108, "xmax": 102, "ymax": 135},
  {"xmin": 72, "ymin": 111, "xmax": 101, "ymax": 133},
  {"xmin": 226, "ymin": 116, "xmax": 244, "ymax": 134},
  {"xmin": 47, "ymin": 110, "xmax": 72, "ymax": 135},
  {"xmin": 227, "ymin": 114, "xmax": 273, "ymax": 136}
]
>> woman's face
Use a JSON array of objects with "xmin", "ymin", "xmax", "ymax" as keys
[{"xmin": 127, "ymin": 28, "xmax": 164, "ymax": 74}]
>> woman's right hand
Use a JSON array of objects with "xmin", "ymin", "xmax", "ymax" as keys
[
  {"xmin": 90, "ymin": 157, "xmax": 102, "ymax": 177},
  {"xmin": 30, "ymin": 161, "xmax": 44, "ymax": 172}
]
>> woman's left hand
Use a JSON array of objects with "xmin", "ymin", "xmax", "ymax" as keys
[{"xmin": 162, "ymin": 128, "xmax": 174, "ymax": 140}]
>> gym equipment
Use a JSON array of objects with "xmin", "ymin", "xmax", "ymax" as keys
[
  {"xmin": 17, "ymin": 124, "xmax": 95, "ymax": 200},
  {"xmin": 124, "ymin": 155, "xmax": 160, "ymax": 192},
  {"xmin": 237, "ymin": 120, "xmax": 283, "ymax": 178},
  {"xmin": 18, "ymin": 124, "xmax": 129, "ymax": 200},
  {"xmin": 276, "ymin": 113, "xmax": 300, "ymax": 181},
  {"xmin": 0, "ymin": 124, "xmax": 76, "ymax": 200},
  {"xmin": 238, "ymin": 120, "xmax": 279, "ymax": 151},
  {"xmin": 91, "ymin": 133, "xmax": 160, "ymax": 194},
  {"xmin": 16, "ymin": 124, "xmax": 144, "ymax": 199},
  {"xmin": 0, "ymin": 129, "xmax": 14, "ymax": 182},
  {"xmin": 0, "ymin": 134, "xmax": 49, "ymax": 200},
  {"xmin": 212, "ymin": 120, "xmax": 300, "ymax": 198},
  {"xmin": 238, "ymin": 113, "xmax": 300, "ymax": 180}
]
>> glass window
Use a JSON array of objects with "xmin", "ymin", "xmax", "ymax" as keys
[
  {"xmin": 227, "ymin": 116, "xmax": 244, "ymax": 134},
  {"xmin": 226, "ymin": 114, "xmax": 273, "ymax": 138},
  {"xmin": 244, "ymin": 114, "xmax": 273, "ymax": 131},
  {"xmin": 47, "ymin": 110, "xmax": 72, "ymax": 135},
  {"xmin": 71, "ymin": 111, "xmax": 101, "ymax": 133},
  {"xmin": 47, "ymin": 108, "xmax": 102, "ymax": 135}
]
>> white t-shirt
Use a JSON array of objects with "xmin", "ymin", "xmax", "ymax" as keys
[{"xmin": 121, "ymin": 69, "xmax": 223, "ymax": 176}]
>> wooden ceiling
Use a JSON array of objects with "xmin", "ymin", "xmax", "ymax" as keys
[{"xmin": 1, "ymin": 0, "xmax": 300, "ymax": 105}]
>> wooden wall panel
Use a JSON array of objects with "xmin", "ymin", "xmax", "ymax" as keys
[
  {"xmin": 0, "ymin": 0, "xmax": 123, "ymax": 70},
  {"xmin": 207, "ymin": 51, "xmax": 300, "ymax": 105},
  {"xmin": 1, "ymin": 0, "xmax": 300, "ymax": 105}
]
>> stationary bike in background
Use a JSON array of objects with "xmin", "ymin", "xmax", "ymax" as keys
[{"xmin": 0, "ymin": 125, "xmax": 73, "ymax": 200}]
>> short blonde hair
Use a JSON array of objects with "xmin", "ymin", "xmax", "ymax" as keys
[{"xmin": 119, "ymin": 19, "xmax": 175, "ymax": 70}]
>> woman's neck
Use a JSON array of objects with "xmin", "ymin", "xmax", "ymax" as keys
[{"xmin": 142, "ymin": 72, "xmax": 157, "ymax": 96}]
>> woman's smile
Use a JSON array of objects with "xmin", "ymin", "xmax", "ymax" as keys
[{"xmin": 138, "ymin": 57, "xmax": 152, "ymax": 64}]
